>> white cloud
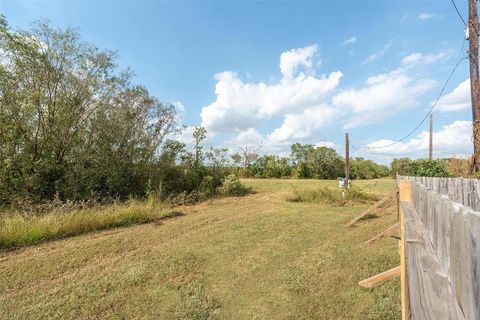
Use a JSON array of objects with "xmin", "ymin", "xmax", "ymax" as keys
[
  {"xmin": 417, "ymin": 12, "xmax": 436, "ymax": 21},
  {"xmin": 362, "ymin": 42, "xmax": 391, "ymax": 64},
  {"xmin": 333, "ymin": 69, "xmax": 435, "ymax": 128},
  {"xmin": 200, "ymin": 44, "xmax": 343, "ymax": 132},
  {"xmin": 230, "ymin": 128, "xmax": 264, "ymax": 147},
  {"xmin": 280, "ymin": 44, "xmax": 318, "ymax": 79},
  {"xmin": 175, "ymin": 126, "xmax": 196, "ymax": 145},
  {"xmin": 365, "ymin": 121, "xmax": 472, "ymax": 158},
  {"xmin": 315, "ymin": 141, "xmax": 336, "ymax": 148},
  {"xmin": 402, "ymin": 51, "xmax": 450, "ymax": 65},
  {"xmin": 342, "ymin": 36, "xmax": 357, "ymax": 46},
  {"xmin": 435, "ymin": 79, "xmax": 470, "ymax": 112},
  {"xmin": 267, "ymin": 105, "xmax": 336, "ymax": 143},
  {"xmin": 173, "ymin": 101, "xmax": 186, "ymax": 114}
]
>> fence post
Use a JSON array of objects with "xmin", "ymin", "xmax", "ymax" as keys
[{"xmin": 399, "ymin": 179, "xmax": 412, "ymax": 320}]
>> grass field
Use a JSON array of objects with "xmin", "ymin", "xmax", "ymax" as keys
[{"xmin": 0, "ymin": 179, "xmax": 400, "ymax": 319}]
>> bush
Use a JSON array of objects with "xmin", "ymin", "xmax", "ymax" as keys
[
  {"xmin": 390, "ymin": 158, "xmax": 450, "ymax": 178},
  {"xmin": 410, "ymin": 159, "xmax": 449, "ymax": 177},
  {"xmin": 287, "ymin": 186, "xmax": 378, "ymax": 206},
  {"xmin": 217, "ymin": 174, "xmax": 252, "ymax": 197}
]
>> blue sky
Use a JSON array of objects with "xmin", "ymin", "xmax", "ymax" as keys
[{"xmin": 0, "ymin": 0, "xmax": 474, "ymax": 163}]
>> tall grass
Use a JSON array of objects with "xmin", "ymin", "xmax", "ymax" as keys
[
  {"xmin": 287, "ymin": 186, "xmax": 378, "ymax": 205},
  {"xmin": 0, "ymin": 199, "xmax": 174, "ymax": 249}
]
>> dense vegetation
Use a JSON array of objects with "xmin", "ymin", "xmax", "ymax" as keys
[
  {"xmin": 0, "ymin": 17, "xmax": 249, "ymax": 207},
  {"xmin": 239, "ymin": 144, "xmax": 390, "ymax": 180},
  {"xmin": 390, "ymin": 158, "xmax": 468, "ymax": 178}
]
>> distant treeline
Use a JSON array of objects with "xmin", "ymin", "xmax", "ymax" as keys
[
  {"xmin": 235, "ymin": 143, "xmax": 389, "ymax": 179},
  {"xmin": 0, "ymin": 17, "xmax": 469, "ymax": 207},
  {"xmin": 232, "ymin": 144, "xmax": 467, "ymax": 180}
]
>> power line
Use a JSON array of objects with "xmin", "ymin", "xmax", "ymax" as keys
[
  {"xmin": 352, "ymin": 56, "xmax": 467, "ymax": 151},
  {"xmin": 451, "ymin": 0, "xmax": 467, "ymax": 26}
]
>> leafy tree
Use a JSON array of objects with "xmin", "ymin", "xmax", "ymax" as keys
[
  {"xmin": 350, "ymin": 158, "xmax": 389, "ymax": 179},
  {"xmin": 290, "ymin": 144, "xmax": 344, "ymax": 179},
  {"xmin": 193, "ymin": 126, "xmax": 207, "ymax": 168},
  {"xmin": 0, "ymin": 19, "xmax": 178, "ymax": 203},
  {"xmin": 390, "ymin": 158, "xmax": 414, "ymax": 178}
]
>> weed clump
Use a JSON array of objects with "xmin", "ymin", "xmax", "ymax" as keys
[
  {"xmin": 217, "ymin": 174, "xmax": 252, "ymax": 197},
  {"xmin": 287, "ymin": 186, "xmax": 378, "ymax": 206}
]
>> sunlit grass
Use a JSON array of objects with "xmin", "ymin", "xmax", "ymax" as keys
[
  {"xmin": 287, "ymin": 185, "xmax": 379, "ymax": 205},
  {"xmin": 0, "ymin": 200, "xmax": 172, "ymax": 249}
]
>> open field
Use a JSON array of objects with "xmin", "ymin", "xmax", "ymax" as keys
[{"xmin": 0, "ymin": 179, "xmax": 400, "ymax": 319}]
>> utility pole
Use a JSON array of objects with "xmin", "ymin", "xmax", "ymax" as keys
[
  {"xmin": 469, "ymin": 0, "xmax": 480, "ymax": 173},
  {"xmin": 429, "ymin": 113, "xmax": 433, "ymax": 160},
  {"xmin": 345, "ymin": 133, "xmax": 349, "ymax": 189}
]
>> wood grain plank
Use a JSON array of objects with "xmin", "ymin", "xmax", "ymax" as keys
[
  {"xmin": 365, "ymin": 223, "xmax": 399, "ymax": 245},
  {"xmin": 359, "ymin": 266, "xmax": 400, "ymax": 288},
  {"xmin": 345, "ymin": 188, "xmax": 397, "ymax": 227},
  {"xmin": 401, "ymin": 201, "xmax": 465, "ymax": 320}
]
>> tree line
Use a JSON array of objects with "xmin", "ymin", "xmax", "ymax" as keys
[
  {"xmin": 0, "ymin": 17, "xmax": 466, "ymax": 207},
  {"xmin": 235, "ymin": 146, "xmax": 465, "ymax": 179}
]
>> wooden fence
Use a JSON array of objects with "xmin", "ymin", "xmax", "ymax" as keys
[{"xmin": 398, "ymin": 176, "xmax": 480, "ymax": 320}]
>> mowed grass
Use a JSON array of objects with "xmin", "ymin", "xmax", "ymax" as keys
[{"xmin": 0, "ymin": 178, "xmax": 400, "ymax": 319}]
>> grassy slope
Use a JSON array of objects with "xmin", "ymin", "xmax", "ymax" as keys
[{"xmin": 0, "ymin": 179, "xmax": 400, "ymax": 320}]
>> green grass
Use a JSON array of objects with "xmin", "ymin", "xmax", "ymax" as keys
[
  {"xmin": 0, "ymin": 178, "xmax": 400, "ymax": 319},
  {"xmin": 287, "ymin": 185, "xmax": 379, "ymax": 205},
  {"xmin": 0, "ymin": 200, "xmax": 173, "ymax": 249}
]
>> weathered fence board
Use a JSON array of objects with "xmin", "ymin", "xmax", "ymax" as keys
[
  {"xmin": 401, "ymin": 201, "xmax": 465, "ymax": 320},
  {"xmin": 399, "ymin": 176, "xmax": 480, "ymax": 320}
]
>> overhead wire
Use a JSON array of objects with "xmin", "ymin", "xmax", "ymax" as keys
[
  {"xmin": 350, "ymin": 56, "xmax": 467, "ymax": 152},
  {"xmin": 451, "ymin": 0, "xmax": 467, "ymax": 26}
]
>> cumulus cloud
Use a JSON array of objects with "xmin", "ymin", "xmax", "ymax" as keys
[
  {"xmin": 230, "ymin": 128, "xmax": 264, "ymax": 147},
  {"xmin": 402, "ymin": 51, "xmax": 450, "ymax": 65},
  {"xmin": 280, "ymin": 44, "xmax": 318, "ymax": 79},
  {"xmin": 365, "ymin": 121, "xmax": 472, "ymax": 158},
  {"xmin": 333, "ymin": 69, "xmax": 435, "ymax": 128},
  {"xmin": 341, "ymin": 36, "xmax": 357, "ymax": 46},
  {"xmin": 200, "ymin": 44, "xmax": 343, "ymax": 132},
  {"xmin": 417, "ymin": 12, "xmax": 436, "ymax": 20},
  {"xmin": 435, "ymin": 79, "xmax": 470, "ymax": 112},
  {"xmin": 267, "ymin": 105, "xmax": 336, "ymax": 143}
]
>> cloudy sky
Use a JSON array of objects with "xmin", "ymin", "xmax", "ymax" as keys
[{"xmin": 1, "ymin": 0, "xmax": 474, "ymax": 163}]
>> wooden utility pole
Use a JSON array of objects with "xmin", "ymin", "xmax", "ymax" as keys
[
  {"xmin": 469, "ymin": 0, "xmax": 480, "ymax": 172},
  {"xmin": 429, "ymin": 113, "xmax": 433, "ymax": 160},
  {"xmin": 345, "ymin": 133, "xmax": 349, "ymax": 189}
]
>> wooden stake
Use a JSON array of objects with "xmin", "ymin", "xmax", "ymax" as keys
[
  {"xmin": 399, "ymin": 179, "xmax": 411, "ymax": 320},
  {"xmin": 346, "ymin": 188, "xmax": 397, "ymax": 227},
  {"xmin": 359, "ymin": 266, "xmax": 400, "ymax": 288},
  {"xmin": 365, "ymin": 223, "xmax": 400, "ymax": 245},
  {"xmin": 396, "ymin": 188, "xmax": 400, "ymax": 221}
]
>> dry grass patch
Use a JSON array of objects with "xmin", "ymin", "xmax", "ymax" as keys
[{"xmin": 287, "ymin": 185, "xmax": 379, "ymax": 206}]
